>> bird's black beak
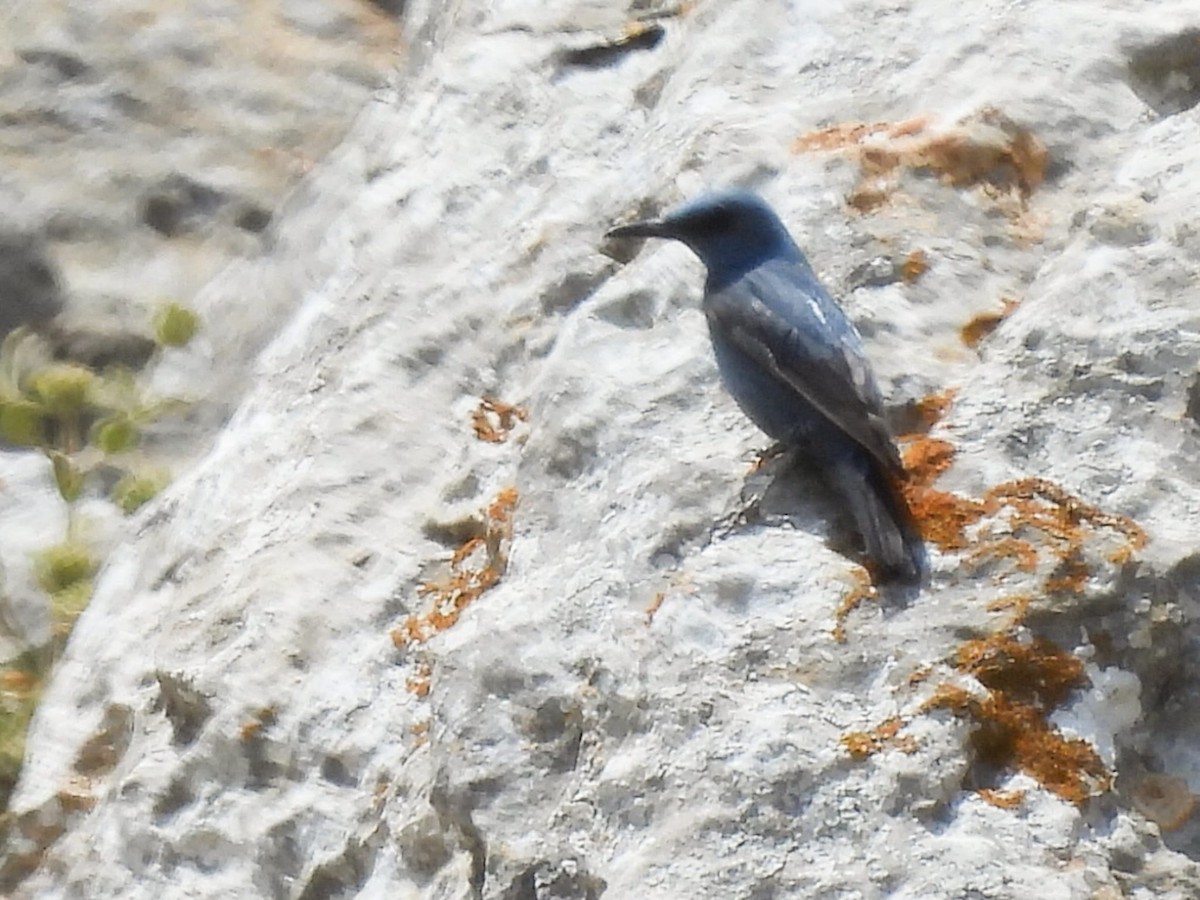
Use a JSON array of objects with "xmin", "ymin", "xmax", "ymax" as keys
[{"xmin": 605, "ymin": 219, "xmax": 671, "ymax": 241}]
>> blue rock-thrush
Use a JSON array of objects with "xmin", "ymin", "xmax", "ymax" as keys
[{"xmin": 607, "ymin": 190, "xmax": 926, "ymax": 583}]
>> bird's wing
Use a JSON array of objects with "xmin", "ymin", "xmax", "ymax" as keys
[{"xmin": 705, "ymin": 262, "xmax": 905, "ymax": 476}]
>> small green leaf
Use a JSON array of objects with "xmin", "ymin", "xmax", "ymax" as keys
[
  {"xmin": 111, "ymin": 469, "xmax": 169, "ymax": 514},
  {"xmin": 47, "ymin": 451, "xmax": 86, "ymax": 503},
  {"xmin": 33, "ymin": 541, "xmax": 97, "ymax": 597},
  {"xmin": 91, "ymin": 414, "xmax": 139, "ymax": 454},
  {"xmin": 153, "ymin": 302, "xmax": 200, "ymax": 348},
  {"xmin": 49, "ymin": 579, "xmax": 94, "ymax": 633},
  {"xmin": 28, "ymin": 363, "xmax": 96, "ymax": 417},
  {"xmin": 0, "ymin": 398, "xmax": 46, "ymax": 446}
]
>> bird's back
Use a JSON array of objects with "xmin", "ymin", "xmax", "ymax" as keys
[
  {"xmin": 702, "ymin": 257, "xmax": 900, "ymax": 474},
  {"xmin": 703, "ymin": 256, "xmax": 924, "ymax": 581}
]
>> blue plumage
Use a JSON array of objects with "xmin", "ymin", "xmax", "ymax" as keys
[{"xmin": 608, "ymin": 190, "xmax": 926, "ymax": 583}]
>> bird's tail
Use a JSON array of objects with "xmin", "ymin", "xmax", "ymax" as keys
[{"xmin": 827, "ymin": 454, "xmax": 927, "ymax": 585}]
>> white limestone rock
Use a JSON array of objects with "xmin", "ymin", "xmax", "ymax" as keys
[{"xmin": 7, "ymin": 1, "xmax": 1200, "ymax": 897}]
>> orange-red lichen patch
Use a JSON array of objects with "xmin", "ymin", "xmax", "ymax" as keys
[
  {"xmin": 645, "ymin": 590, "xmax": 667, "ymax": 625},
  {"xmin": 792, "ymin": 117, "xmax": 932, "ymax": 153},
  {"xmin": 899, "ymin": 436, "xmax": 987, "ymax": 552},
  {"xmin": 1045, "ymin": 554, "xmax": 1090, "ymax": 595},
  {"xmin": 392, "ymin": 487, "xmax": 519, "ymax": 646},
  {"xmin": 405, "ymin": 661, "xmax": 432, "ymax": 698},
  {"xmin": 833, "ymin": 568, "xmax": 877, "ymax": 643},
  {"xmin": 984, "ymin": 594, "xmax": 1034, "ymax": 627},
  {"xmin": 239, "ymin": 707, "xmax": 277, "ymax": 743},
  {"xmin": 842, "ymin": 394, "xmax": 1142, "ymax": 809},
  {"xmin": 840, "ymin": 715, "xmax": 917, "ymax": 760},
  {"xmin": 967, "ymin": 538, "xmax": 1039, "ymax": 576},
  {"xmin": 961, "ymin": 296, "xmax": 1020, "ymax": 348},
  {"xmin": 901, "ymin": 249, "xmax": 929, "ymax": 284},
  {"xmin": 979, "ymin": 788, "xmax": 1026, "ymax": 809},
  {"xmin": 902, "ymin": 435, "xmax": 957, "ymax": 483},
  {"xmin": 471, "ymin": 396, "xmax": 529, "ymax": 444},
  {"xmin": 922, "ymin": 633, "xmax": 1110, "ymax": 807},
  {"xmin": 977, "ymin": 478, "xmax": 1147, "ymax": 591},
  {"xmin": 907, "ymin": 111, "xmax": 1047, "ymax": 196},
  {"xmin": 409, "ymin": 720, "xmax": 430, "ymax": 748},
  {"xmin": 895, "ymin": 425, "xmax": 1146, "ymax": 582},
  {"xmin": 846, "ymin": 184, "xmax": 893, "ymax": 215},
  {"xmin": 794, "ymin": 108, "xmax": 1048, "ymax": 220},
  {"xmin": 903, "ymin": 388, "xmax": 958, "ymax": 437},
  {"xmin": 1130, "ymin": 774, "xmax": 1196, "ymax": 831},
  {"xmin": 841, "ymin": 730, "xmax": 880, "ymax": 761},
  {"xmin": 907, "ymin": 666, "xmax": 933, "ymax": 687},
  {"xmin": 954, "ymin": 635, "xmax": 1084, "ymax": 708}
]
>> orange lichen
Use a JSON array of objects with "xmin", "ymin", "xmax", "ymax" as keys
[
  {"xmin": 840, "ymin": 716, "xmax": 918, "ymax": 760},
  {"xmin": 409, "ymin": 720, "xmax": 430, "ymax": 747},
  {"xmin": 979, "ymin": 478, "xmax": 1147, "ymax": 586},
  {"xmin": 904, "ymin": 388, "xmax": 958, "ymax": 436},
  {"xmin": 645, "ymin": 590, "xmax": 667, "ymax": 624},
  {"xmin": 909, "ymin": 113, "xmax": 1047, "ymax": 196},
  {"xmin": 899, "ymin": 436, "xmax": 986, "ymax": 552},
  {"xmin": 845, "ymin": 411, "xmax": 1142, "ymax": 809},
  {"xmin": 922, "ymin": 633, "xmax": 1110, "ymax": 806},
  {"xmin": 841, "ymin": 731, "xmax": 880, "ymax": 761},
  {"xmin": 239, "ymin": 707, "xmax": 277, "ymax": 743},
  {"xmin": 792, "ymin": 117, "xmax": 931, "ymax": 153},
  {"xmin": 902, "ymin": 436, "xmax": 957, "ymax": 483},
  {"xmin": 392, "ymin": 487, "xmax": 518, "ymax": 646},
  {"xmin": 846, "ymin": 184, "xmax": 892, "ymax": 214},
  {"xmin": 1045, "ymin": 553, "xmax": 1091, "ymax": 594},
  {"xmin": 833, "ymin": 568, "xmax": 877, "ymax": 642},
  {"xmin": 471, "ymin": 396, "xmax": 528, "ymax": 444},
  {"xmin": 987, "ymin": 478, "xmax": 1146, "ymax": 545},
  {"xmin": 961, "ymin": 296, "xmax": 1020, "ymax": 348},
  {"xmin": 979, "ymin": 788, "xmax": 1026, "ymax": 809},
  {"xmin": 985, "ymin": 594, "xmax": 1034, "ymax": 626},
  {"xmin": 794, "ymin": 121, "xmax": 885, "ymax": 152},
  {"xmin": 896, "ymin": 429, "xmax": 1146, "ymax": 582},
  {"xmin": 907, "ymin": 665, "xmax": 933, "ymax": 687},
  {"xmin": 954, "ymin": 635, "xmax": 1084, "ymax": 707},
  {"xmin": 405, "ymin": 661, "xmax": 432, "ymax": 698},
  {"xmin": 794, "ymin": 108, "xmax": 1048, "ymax": 221},
  {"xmin": 746, "ymin": 443, "xmax": 789, "ymax": 474},
  {"xmin": 901, "ymin": 249, "xmax": 929, "ymax": 284},
  {"xmin": 967, "ymin": 538, "xmax": 1039, "ymax": 575},
  {"xmin": 1130, "ymin": 774, "xmax": 1196, "ymax": 831}
]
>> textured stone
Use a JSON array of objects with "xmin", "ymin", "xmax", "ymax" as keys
[{"xmin": 6, "ymin": 1, "xmax": 1200, "ymax": 898}]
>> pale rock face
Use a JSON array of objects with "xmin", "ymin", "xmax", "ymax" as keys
[{"xmin": 6, "ymin": 0, "xmax": 1200, "ymax": 898}]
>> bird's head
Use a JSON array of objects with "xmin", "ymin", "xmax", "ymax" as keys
[{"xmin": 606, "ymin": 190, "xmax": 805, "ymax": 285}]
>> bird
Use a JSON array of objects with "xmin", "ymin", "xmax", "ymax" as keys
[{"xmin": 606, "ymin": 190, "xmax": 926, "ymax": 583}]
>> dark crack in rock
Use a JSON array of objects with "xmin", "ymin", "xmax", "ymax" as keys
[
  {"xmin": 1127, "ymin": 29, "xmax": 1200, "ymax": 116},
  {"xmin": 0, "ymin": 231, "xmax": 64, "ymax": 338}
]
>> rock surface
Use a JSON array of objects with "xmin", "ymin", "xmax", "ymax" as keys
[
  {"xmin": 0, "ymin": 0, "xmax": 400, "ymax": 654},
  {"xmin": 6, "ymin": 0, "xmax": 1200, "ymax": 898}
]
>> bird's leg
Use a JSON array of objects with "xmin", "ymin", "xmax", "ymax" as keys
[
  {"xmin": 712, "ymin": 443, "xmax": 795, "ymax": 536},
  {"xmin": 746, "ymin": 440, "xmax": 790, "ymax": 474}
]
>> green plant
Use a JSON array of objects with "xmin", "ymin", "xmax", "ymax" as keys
[
  {"xmin": 153, "ymin": 301, "xmax": 200, "ymax": 348},
  {"xmin": 0, "ymin": 651, "xmax": 46, "ymax": 811},
  {"xmin": 111, "ymin": 469, "xmax": 170, "ymax": 514},
  {"xmin": 0, "ymin": 302, "xmax": 202, "ymax": 812},
  {"xmin": 33, "ymin": 541, "xmax": 97, "ymax": 598},
  {"xmin": 0, "ymin": 398, "xmax": 45, "ymax": 446}
]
